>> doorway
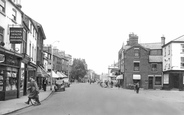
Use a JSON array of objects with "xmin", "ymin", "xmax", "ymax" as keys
[
  {"xmin": 172, "ymin": 73, "xmax": 179, "ymax": 88},
  {"xmin": 148, "ymin": 77, "xmax": 153, "ymax": 89}
]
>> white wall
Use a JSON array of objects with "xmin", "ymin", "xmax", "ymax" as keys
[{"xmin": 0, "ymin": 1, "xmax": 22, "ymax": 51}]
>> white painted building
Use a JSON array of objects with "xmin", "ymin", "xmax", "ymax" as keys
[
  {"xmin": 0, "ymin": 0, "xmax": 22, "ymax": 51},
  {"xmin": 162, "ymin": 35, "xmax": 184, "ymax": 90}
]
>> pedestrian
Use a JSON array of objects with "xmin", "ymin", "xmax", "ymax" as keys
[
  {"xmin": 42, "ymin": 77, "xmax": 47, "ymax": 91},
  {"xmin": 135, "ymin": 82, "xmax": 140, "ymax": 94},
  {"xmin": 25, "ymin": 76, "xmax": 41, "ymax": 105}
]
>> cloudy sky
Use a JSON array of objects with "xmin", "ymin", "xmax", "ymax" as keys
[{"xmin": 21, "ymin": 0, "xmax": 184, "ymax": 74}]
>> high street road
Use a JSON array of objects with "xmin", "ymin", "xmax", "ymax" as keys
[{"xmin": 10, "ymin": 83, "xmax": 184, "ymax": 115}]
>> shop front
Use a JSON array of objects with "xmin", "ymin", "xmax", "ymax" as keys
[{"xmin": 0, "ymin": 48, "xmax": 22, "ymax": 101}]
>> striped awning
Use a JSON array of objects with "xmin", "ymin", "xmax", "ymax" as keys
[{"xmin": 36, "ymin": 66, "xmax": 49, "ymax": 77}]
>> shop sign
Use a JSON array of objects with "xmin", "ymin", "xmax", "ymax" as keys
[
  {"xmin": 9, "ymin": 27, "xmax": 23, "ymax": 44},
  {"xmin": 0, "ymin": 54, "xmax": 5, "ymax": 63}
]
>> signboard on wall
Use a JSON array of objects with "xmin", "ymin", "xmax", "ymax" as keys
[
  {"xmin": 9, "ymin": 27, "xmax": 23, "ymax": 43},
  {"xmin": 163, "ymin": 74, "xmax": 169, "ymax": 84}
]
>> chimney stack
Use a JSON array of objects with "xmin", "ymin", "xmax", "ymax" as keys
[{"xmin": 161, "ymin": 36, "xmax": 165, "ymax": 45}]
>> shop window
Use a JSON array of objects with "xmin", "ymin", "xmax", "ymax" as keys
[
  {"xmin": 0, "ymin": 0, "xmax": 5, "ymax": 14},
  {"xmin": 0, "ymin": 70, "xmax": 3, "ymax": 91},
  {"xmin": 134, "ymin": 62, "xmax": 139, "ymax": 71},
  {"xmin": 155, "ymin": 77, "xmax": 161, "ymax": 85},
  {"xmin": 151, "ymin": 63, "xmax": 157, "ymax": 71},
  {"xmin": 6, "ymin": 68, "xmax": 18, "ymax": 91}
]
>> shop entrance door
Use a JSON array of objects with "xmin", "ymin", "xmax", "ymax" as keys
[
  {"xmin": 148, "ymin": 77, "xmax": 153, "ymax": 89},
  {"xmin": 172, "ymin": 73, "xmax": 179, "ymax": 88}
]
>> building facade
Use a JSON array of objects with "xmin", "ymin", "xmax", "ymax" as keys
[
  {"xmin": 163, "ymin": 35, "xmax": 184, "ymax": 90},
  {"xmin": 119, "ymin": 33, "xmax": 163, "ymax": 89}
]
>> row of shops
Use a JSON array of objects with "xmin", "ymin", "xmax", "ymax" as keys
[{"xmin": 0, "ymin": 47, "xmax": 48, "ymax": 101}]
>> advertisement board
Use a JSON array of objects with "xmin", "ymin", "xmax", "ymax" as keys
[{"xmin": 9, "ymin": 27, "xmax": 23, "ymax": 43}]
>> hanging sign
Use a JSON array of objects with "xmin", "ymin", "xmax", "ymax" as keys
[{"xmin": 9, "ymin": 27, "xmax": 23, "ymax": 43}]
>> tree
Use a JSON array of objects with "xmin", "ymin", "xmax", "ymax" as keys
[{"xmin": 70, "ymin": 58, "xmax": 87, "ymax": 82}]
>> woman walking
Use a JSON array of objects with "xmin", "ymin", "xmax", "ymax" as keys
[{"xmin": 25, "ymin": 76, "xmax": 41, "ymax": 105}]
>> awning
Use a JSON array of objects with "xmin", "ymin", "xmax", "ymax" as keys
[
  {"xmin": 57, "ymin": 72, "xmax": 66, "ymax": 78},
  {"xmin": 133, "ymin": 74, "xmax": 141, "ymax": 80},
  {"xmin": 36, "ymin": 66, "xmax": 49, "ymax": 77},
  {"xmin": 51, "ymin": 71, "xmax": 60, "ymax": 78},
  {"xmin": 116, "ymin": 75, "xmax": 123, "ymax": 80}
]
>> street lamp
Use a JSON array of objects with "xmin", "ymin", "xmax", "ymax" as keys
[{"xmin": 50, "ymin": 41, "xmax": 60, "ymax": 90}]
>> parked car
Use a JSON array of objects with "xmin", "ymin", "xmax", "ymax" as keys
[{"xmin": 62, "ymin": 77, "xmax": 70, "ymax": 87}]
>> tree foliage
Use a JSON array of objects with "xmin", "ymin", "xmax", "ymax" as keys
[{"xmin": 70, "ymin": 58, "xmax": 87, "ymax": 81}]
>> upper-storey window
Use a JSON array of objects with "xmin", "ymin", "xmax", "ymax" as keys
[
  {"xmin": 134, "ymin": 48, "xmax": 139, "ymax": 58},
  {"xmin": 181, "ymin": 57, "xmax": 184, "ymax": 68},
  {"xmin": 151, "ymin": 63, "xmax": 157, "ymax": 71},
  {"xmin": 0, "ymin": 27, "xmax": 4, "ymax": 43},
  {"xmin": 181, "ymin": 44, "xmax": 184, "ymax": 53},
  {"xmin": 150, "ymin": 49, "xmax": 162, "ymax": 55},
  {"xmin": 0, "ymin": 0, "xmax": 5, "ymax": 14},
  {"xmin": 134, "ymin": 62, "xmax": 140, "ymax": 71},
  {"xmin": 168, "ymin": 45, "xmax": 170, "ymax": 55},
  {"xmin": 12, "ymin": 8, "xmax": 17, "ymax": 22},
  {"xmin": 164, "ymin": 47, "xmax": 166, "ymax": 57}
]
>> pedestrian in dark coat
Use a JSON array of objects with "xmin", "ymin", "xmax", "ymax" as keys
[
  {"xmin": 42, "ymin": 78, "xmax": 47, "ymax": 91},
  {"xmin": 135, "ymin": 82, "xmax": 140, "ymax": 94},
  {"xmin": 25, "ymin": 76, "xmax": 41, "ymax": 105}
]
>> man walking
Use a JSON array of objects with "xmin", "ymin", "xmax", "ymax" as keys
[{"xmin": 135, "ymin": 82, "xmax": 140, "ymax": 94}]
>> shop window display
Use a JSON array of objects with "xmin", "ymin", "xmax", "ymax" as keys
[
  {"xmin": 6, "ymin": 68, "xmax": 18, "ymax": 91},
  {"xmin": 0, "ymin": 70, "xmax": 3, "ymax": 91}
]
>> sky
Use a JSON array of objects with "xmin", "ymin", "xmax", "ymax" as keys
[{"xmin": 21, "ymin": 0, "xmax": 184, "ymax": 74}]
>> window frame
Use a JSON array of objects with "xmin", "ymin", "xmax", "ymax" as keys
[
  {"xmin": 12, "ymin": 8, "xmax": 17, "ymax": 22},
  {"xmin": 181, "ymin": 57, "xmax": 184, "ymax": 68},
  {"xmin": 134, "ymin": 62, "xmax": 140, "ymax": 71},
  {"xmin": 151, "ymin": 63, "xmax": 157, "ymax": 71},
  {"xmin": 155, "ymin": 76, "xmax": 162, "ymax": 85},
  {"xmin": 0, "ymin": 26, "xmax": 4, "ymax": 43},
  {"xmin": 134, "ymin": 48, "xmax": 140, "ymax": 58},
  {"xmin": 181, "ymin": 44, "xmax": 184, "ymax": 54},
  {"xmin": 0, "ymin": 0, "xmax": 5, "ymax": 14}
]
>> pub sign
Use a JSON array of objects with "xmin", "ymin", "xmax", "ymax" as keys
[{"xmin": 9, "ymin": 27, "xmax": 23, "ymax": 44}]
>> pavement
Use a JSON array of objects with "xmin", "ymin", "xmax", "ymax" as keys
[{"xmin": 0, "ymin": 86, "xmax": 54, "ymax": 115}]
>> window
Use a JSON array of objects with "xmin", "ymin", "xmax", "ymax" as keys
[
  {"xmin": 134, "ymin": 48, "xmax": 139, "ymax": 57},
  {"xmin": 0, "ymin": 0, "xmax": 5, "ymax": 13},
  {"xmin": 150, "ymin": 49, "xmax": 162, "ymax": 55},
  {"xmin": 164, "ymin": 47, "xmax": 166, "ymax": 57},
  {"xmin": 168, "ymin": 45, "xmax": 170, "ymax": 55},
  {"xmin": 155, "ymin": 77, "xmax": 162, "ymax": 85},
  {"xmin": 181, "ymin": 44, "xmax": 184, "ymax": 53},
  {"xmin": 30, "ymin": 23, "xmax": 32, "ymax": 33},
  {"xmin": 29, "ymin": 43, "xmax": 31, "ymax": 56},
  {"xmin": 134, "ymin": 62, "xmax": 140, "ymax": 71},
  {"xmin": 0, "ymin": 27, "xmax": 4, "ymax": 43},
  {"xmin": 6, "ymin": 67, "xmax": 18, "ymax": 91},
  {"xmin": 151, "ymin": 63, "xmax": 157, "ymax": 71},
  {"xmin": 181, "ymin": 57, "xmax": 184, "ymax": 68},
  {"xmin": 12, "ymin": 8, "xmax": 17, "ymax": 21}
]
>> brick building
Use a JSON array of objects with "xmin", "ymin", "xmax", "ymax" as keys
[{"xmin": 118, "ymin": 33, "xmax": 163, "ymax": 89}]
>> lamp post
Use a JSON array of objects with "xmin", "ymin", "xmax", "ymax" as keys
[{"xmin": 50, "ymin": 41, "xmax": 60, "ymax": 90}]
